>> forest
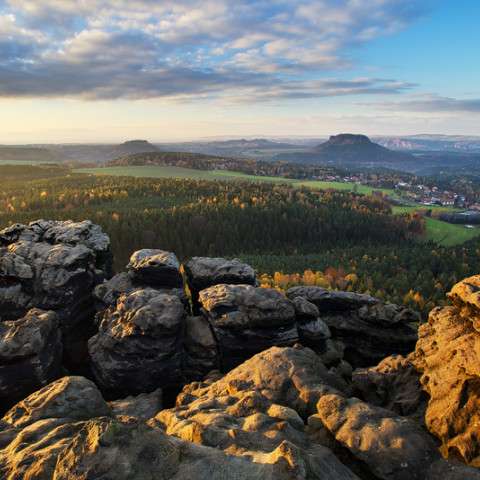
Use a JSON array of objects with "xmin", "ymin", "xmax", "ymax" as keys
[{"xmin": 0, "ymin": 165, "xmax": 478, "ymax": 317}]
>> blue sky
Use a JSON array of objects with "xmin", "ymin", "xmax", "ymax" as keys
[{"xmin": 0, "ymin": 0, "xmax": 478, "ymax": 142}]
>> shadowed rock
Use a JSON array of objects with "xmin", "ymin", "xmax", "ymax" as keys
[
  {"xmin": 288, "ymin": 286, "xmax": 418, "ymax": 367},
  {"xmin": 184, "ymin": 257, "xmax": 256, "ymax": 313},
  {"xmin": 352, "ymin": 354, "xmax": 426, "ymax": 419},
  {"xmin": 89, "ymin": 289, "xmax": 185, "ymax": 395},
  {"xmin": 199, "ymin": 284, "xmax": 298, "ymax": 370},
  {"xmin": 127, "ymin": 249, "xmax": 183, "ymax": 288},
  {"xmin": 0, "ymin": 309, "xmax": 62, "ymax": 412}
]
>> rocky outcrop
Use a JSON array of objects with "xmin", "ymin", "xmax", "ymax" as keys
[
  {"xmin": 89, "ymin": 289, "xmax": 185, "ymax": 395},
  {"xmin": 287, "ymin": 286, "xmax": 419, "ymax": 366},
  {"xmin": 352, "ymin": 354, "xmax": 426, "ymax": 419},
  {"xmin": 0, "ymin": 309, "xmax": 62, "ymax": 412},
  {"xmin": 199, "ymin": 284, "xmax": 298, "ymax": 369},
  {"xmin": 184, "ymin": 256, "xmax": 256, "ymax": 312},
  {"xmin": 0, "ymin": 220, "xmax": 111, "ymax": 370},
  {"xmin": 127, "ymin": 248, "xmax": 183, "ymax": 287},
  {"xmin": 315, "ymin": 392, "xmax": 480, "ymax": 480},
  {"xmin": 413, "ymin": 275, "xmax": 480, "ymax": 466}
]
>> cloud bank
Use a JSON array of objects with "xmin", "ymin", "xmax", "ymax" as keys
[{"xmin": 0, "ymin": 0, "xmax": 425, "ymax": 101}]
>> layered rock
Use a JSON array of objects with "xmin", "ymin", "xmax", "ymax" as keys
[
  {"xmin": 127, "ymin": 248, "xmax": 183, "ymax": 288},
  {"xmin": 413, "ymin": 275, "xmax": 480, "ymax": 466},
  {"xmin": 287, "ymin": 286, "xmax": 419, "ymax": 367},
  {"xmin": 94, "ymin": 250, "xmax": 187, "ymax": 310},
  {"xmin": 0, "ymin": 308, "xmax": 62, "ymax": 412},
  {"xmin": 199, "ymin": 284, "xmax": 298, "ymax": 369},
  {"xmin": 184, "ymin": 257, "xmax": 256, "ymax": 312},
  {"xmin": 0, "ymin": 220, "xmax": 111, "ymax": 368},
  {"xmin": 89, "ymin": 288, "xmax": 185, "ymax": 395}
]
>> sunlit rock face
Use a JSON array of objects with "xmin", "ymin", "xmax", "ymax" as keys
[{"xmin": 414, "ymin": 275, "xmax": 480, "ymax": 466}]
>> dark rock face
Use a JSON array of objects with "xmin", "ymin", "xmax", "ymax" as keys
[
  {"xmin": 184, "ymin": 256, "xmax": 256, "ymax": 312},
  {"xmin": 0, "ymin": 308, "xmax": 62, "ymax": 412},
  {"xmin": 199, "ymin": 284, "xmax": 298, "ymax": 369},
  {"xmin": 109, "ymin": 388, "xmax": 163, "ymax": 420},
  {"xmin": 413, "ymin": 275, "xmax": 480, "ymax": 466},
  {"xmin": 288, "ymin": 286, "xmax": 419, "ymax": 367},
  {"xmin": 0, "ymin": 220, "xmax": 111, "ymax": 369},
  {"xmin": 88, "ymin": 289, "xmax": 185, "ymax": 395},
  {"xmin": 127, "ymin": 249, "xmax": 183, "ymax": 288},
  {"xmin": 352, "ymin": 354, "xmax": 426, "ymax": 419}
]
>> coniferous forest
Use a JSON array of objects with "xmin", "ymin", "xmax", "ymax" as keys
[{"xmin": 1, "ymin": 165, "xmax": 478, "ymax": 317}]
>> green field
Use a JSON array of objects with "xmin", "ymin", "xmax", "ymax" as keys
[
  {"xmin": 422, "ymin": 217, "xmax": 480, "ymax": 246},
  {"xmin": 75, "ymin": 165, "xmax": 388, "ymax": 193}
]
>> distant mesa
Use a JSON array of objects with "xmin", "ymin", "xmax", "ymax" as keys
[{"xmin": 275, "ymin": 133, "xmax": 416, "ymax": 166}]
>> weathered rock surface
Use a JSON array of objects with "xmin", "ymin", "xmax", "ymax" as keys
[
  {"xmin": 315, "ymin": 392, "xmax": 480, "ymax": 480},
  {"xmin": 199, "ymin": 284, "xmax": 299, "ymax": 369},
  {"xmin": 413, "ymin": 275, "xmax": 480, "ymax": 466},
  {"xmin": 109, "ymin": 388, "xmax": 163, "ymax": 420},
  {"xmin": 89, "ymin": 288, "xmax": 185, "ymax": 395},
  {"xmin": 184, "ymin": 256, "xmax": 256, "ymax": 312},
  {"xmin": 352, "ymin": 354, "xmax": 426, "ymax": 419},
  {"xmin": 0, "ymin": 309, "xmax": 62, "ymax": 412},
  {"xmin": 0, "ymin": 220, "xmax": 111, "ymax": 369},
  {"xmin": 183, "ymin": 315, "xmax": 219, "ymax": 380},
  {"xmin": 288, "ymin": 286, "xmax": 419, "ymax": 367},
  {"xmin": 127, "ymin": 248, "xmax": 183, "ymax": 287}
]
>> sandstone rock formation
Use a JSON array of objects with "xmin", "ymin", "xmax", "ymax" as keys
[
  {"xmin": 89, "ymin": 289, "xmax": 185, "ymax": 395},
  {"xmin": 127, "ymin": 248, "xmax": 183, "ymax": 287},
  {"xmin": 0, "ymin": 220, "xmax": 111, "ymax": 371},
  {"xmin": 184, "ymin": 256, "xmax": 256, "ymax": 312},
  {"xmin": 2, "ymin": 218, "xmax": 480, "ymax": 478},
  {"xmin": 413, "ymin": 275, "xmax": 480, "ymax": 466},
  {"xmin": 288, "ymin": 286, "xmax": 419, "ymax": 366},
  {"xmin": 199, "ymin": 284, "xmax": 298, "ymax": 369},
  {"xmin": 0, "ymin": 308, "xmax": 62, "ymax": 412}
]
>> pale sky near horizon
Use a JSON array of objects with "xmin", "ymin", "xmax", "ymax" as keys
[{"xmin": 0, "ymin": 0, "xmax": 479, "ymax": 143}]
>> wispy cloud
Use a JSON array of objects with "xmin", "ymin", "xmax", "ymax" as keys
[
  {"xmin": 0, "ymin": 0, "xmax": 427, "ymax": 101},
  {"xmin": 369, "ymin": 95, "xmax": 480, "ymax": 113}
]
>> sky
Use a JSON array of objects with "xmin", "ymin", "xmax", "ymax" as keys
[{"xmin": 0, "ymin": 0, "xmax": 479, "ymax": 143}]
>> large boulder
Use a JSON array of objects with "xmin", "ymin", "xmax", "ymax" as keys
[
  {"xmin": 0, "ymin": 309, "xmax": 62, "ymax": 412},
  {"xmin": 287, "ymin": 286, "xmax": 419, "ymax": 367},
  {"xmin": 184, "ymin": 257, "xmax": 256, "ymax": 313},
  {"xmin": 413, "ymin": 275, "xmax": 480, "ymax": 466},
  {"xmin": 315, "ymin": 392, "xmax": 480, "ymax": 480},
  {"xmin": 157, "ymin": 345, "xmax": 357, "ymax": 479},
  {"xmin": 199, "ymin": 284, "xmax": 298, "ymax": 370},
  {"xmin": 88, "ymin": 288, "xmax": 185, "ymax": 396},
  {"xmin": 127, "ymin": 249, "xmax": 183, "ymax": 288}
]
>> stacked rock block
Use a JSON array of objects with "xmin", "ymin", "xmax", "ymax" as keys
[{"xmin": 0, "ymin": 220, "xmax": 111, "ymax": 409}]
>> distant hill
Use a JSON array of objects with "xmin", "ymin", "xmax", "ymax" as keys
[
  {"xmin": 0, "ymin": 146, "xmax": 60, "ymax": 162},
  {"xmin": 273, "ymin": 133, "xmax": 416, "ymax": 167},
  {"xmin": 108, "ymin": 151, "xmax": 221, "ymax": 166}
]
